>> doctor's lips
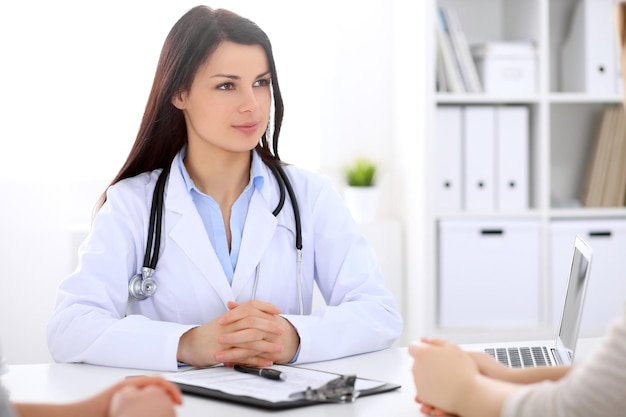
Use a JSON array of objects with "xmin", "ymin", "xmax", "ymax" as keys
[{"xmin": 233, "ymin": 121, "xmax": 260, "ymax": 135}]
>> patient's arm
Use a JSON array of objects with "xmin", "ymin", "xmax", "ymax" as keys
[{"xmin": 466, "ymin": 350, "xmax": 572, "ymax": 383}]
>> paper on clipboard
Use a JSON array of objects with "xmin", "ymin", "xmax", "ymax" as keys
[{"xmin": 163, "ymin": 364, "xmax": 384, "ymax": 404}]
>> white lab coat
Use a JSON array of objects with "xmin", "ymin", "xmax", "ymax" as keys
[{"xmin": 47, "ymin": 151, "xmax": 403, "ymax": 371}]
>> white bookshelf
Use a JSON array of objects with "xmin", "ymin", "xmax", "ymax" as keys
[{"xmin": 419, "ymin": 0, "xmax": 626, "ymax": 344}]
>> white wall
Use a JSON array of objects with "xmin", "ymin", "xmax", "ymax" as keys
[
  {"xmin": 0, "ymin": 0, "xmax": 418, "ymax": 363},
  {"xmin": 0, "ymin": 180, "xmax": 72, "ymax": 363},
  {"xmin": 0, "ymin": 0, "xmax": 324, "ymax": 182}
]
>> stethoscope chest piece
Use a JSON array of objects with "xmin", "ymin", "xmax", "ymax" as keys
[
  {"xmin": 129, "ymin": 267, "xmax": 157, "ymax": 300},
  {"xmin": 128, "ymin": 162, "xmax": 303, "ymax": 305}
]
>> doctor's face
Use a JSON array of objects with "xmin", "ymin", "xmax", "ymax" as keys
[{"xmin": 172, "ymin": 41, "xmax": 272, "ymax": 155}]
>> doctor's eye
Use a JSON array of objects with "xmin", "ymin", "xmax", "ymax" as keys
[
  {"xmin": 253, "ymin": 78, "xmax": 271, "ymax": 87},
  {"xmin": 217, "ymin": 82, "xmax": 236, "ymax": 90}
]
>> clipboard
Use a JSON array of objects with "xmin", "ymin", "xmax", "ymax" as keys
[{"xmin": 162, "ymin": 364, "xmax": 401, "ymax": 410}]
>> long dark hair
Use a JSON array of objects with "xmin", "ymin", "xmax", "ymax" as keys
[{"xmin": 98, "ymin": 5, "xmax": 284, "ymax": 207}]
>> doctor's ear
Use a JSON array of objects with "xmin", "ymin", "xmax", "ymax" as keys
[
  {"xmin": 171, "ymin": 90, "xmax": 188, "ymax": 110},
  {"xmin": 616, "ymin": 2, "xmax": 626, "ymax": 101},
  {"xmin": 616, "ymin": 2, "xmax": 626, "ymax": 50}
]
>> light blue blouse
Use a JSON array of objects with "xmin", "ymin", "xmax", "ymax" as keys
[{"xmin": 178, "ymin": 149, "xmax": 264, "ymax": 285}]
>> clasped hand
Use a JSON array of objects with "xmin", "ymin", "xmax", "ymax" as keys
[
  {"xmin": 177, "ymin": 300, "xmax": 300, "ymax": 367},
  {"xmin": 410, "ymin": 337, "xmax": 514, "ymax": 416}
]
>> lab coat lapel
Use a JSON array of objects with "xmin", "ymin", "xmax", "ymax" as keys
[
  {"xmin": 165, "ymin": 164, "xmax": 234, "ymax": 304},
  {"xmin": 231, "ymin": 191, "xmax": 277, "ymax": 298}
]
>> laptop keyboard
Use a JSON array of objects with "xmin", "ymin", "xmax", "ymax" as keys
[{"xmin": 484, "ymin": 346, "xmax": 554, "ymax": 368}]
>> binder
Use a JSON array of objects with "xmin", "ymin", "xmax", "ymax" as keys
[
  {"xmin": 615, "ymin": 108, "xmax": 626, "ymax": 205},
  {"xmin": 601, "ymin": 105, "xmax": 626, "ymax": 207},
  {"xmin": 162, "ymin": 364, "xmax": 400, "ymax": 410},
  {"xmin": 435, "ymin": 7, "xmax": 464, "ymax": 93},
  {"xmin": 581, "ymin": 106, "xmax": 616, "ymax": 206},
  {"xmin": 581, "ymin": 106, "xmax": 623, "ymax": 207},
  {"xmin": 495, "ymin": 106, "xmax": 529, "ymax": 210},
  {"xmin": 435, "ymin": 42, "xmax": 449, "ymax": 92},
  {"xmin": 561, "ymin": 0, "xmax": 617, "ymax": 94},
  {"xmin": 464, "ymin": 106, "xmax": 496, "ymax": 211},
  {"xmin": 435, "ymin": 106, "xmax": 463, "ymax": 210},
  {"xmin": 441, "ymin": 6, "xmax": 483, "ymax": 93}
]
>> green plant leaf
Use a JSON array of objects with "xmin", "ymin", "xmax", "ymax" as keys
[{"xmin": 346, "ymin": 157, "xmax": 377, "ymax": 186}]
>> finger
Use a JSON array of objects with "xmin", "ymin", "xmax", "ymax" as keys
[
  {"xmin": 215, "ymin": 348, "xmax": 274, "ymax": 367},
  {"xmin": 137, "ymin": 377, "xmax": 183, "ymax": 405},
  {"xmin": 220, "ymin": 305, "xmax": 280, "ymax": 326},
  {"xmin": 122, "ymin": 376, "xmax": 183, "ymax": 404},
  {"xmin": 229, "ymin": 299, "xmax": 280, "ymax": 313},
  {"xmin": 236, "ymin": 357, "xmax": 275, "ymax": 367},
  {"xmin": 420, "ymin": 337, "xmax": 448, "ymax": 347},
  {"xmin": 221, "ymin": 338, "xmax": 284, "ymax": 357},
  {"xmin": 218, "ymin": 316, "xmax": 285, "ymax": 343},
  {"xmin": 468, "ymin": 350, "xmax": 497, "ymax": 362},
  {"xmin": 220, "ymin": 329, "xmax": 284, "ymax": 350},
  {"xmin": 408, "ymin": 341, "xmax": 430, "ymax": 356},
  {"xmin": 219, "ymin": 327, "xmax": 267, "ymax": 345},
  {"xmin": 220, "ymin": 301, "xmax": 281, "ymax": 324},
  {"xmin": 420, "ymin": 404, "xmax": 449, "ymax": 417},
  {"xmin": 256, "ymin": 349, "xmax": 291, "ymax": 362},
  {"xmin": 226, "ymin": 301, "xmax": 240, "ymax": 310}
]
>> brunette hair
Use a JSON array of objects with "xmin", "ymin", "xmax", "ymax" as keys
[{"xmin": 98, "ymin": 5, "xmax": 284, "ymax": 206}]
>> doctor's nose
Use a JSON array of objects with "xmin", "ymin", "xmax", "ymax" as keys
[{"xmin": 238, "ymin": 87, "xmax": 261, "ymax": 113}]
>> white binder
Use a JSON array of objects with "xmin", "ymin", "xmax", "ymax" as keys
[
  {"xmin": 435, "ymin": 106, "xmax": 463, "ymax": 210},
  {"xmin": 496, "ymin": 106, "xmax": 529, "ymax": 211},
  {"xmin": 435, "ymin": 7, "xmax": 464, "ymax": 93},
  {"xmin": 464, "ymin": 106, "xmax": 495, "ymax": 211},
  {"xmin": 442, "ymin": 6, "xmax": 483, "ymax": 93},
  {"xmin": 561, "ymin": 0, "xmax": 617, "ymax": 94}
]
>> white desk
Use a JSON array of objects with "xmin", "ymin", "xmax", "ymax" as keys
[
  {"xmin": 3, "ymin": 348, "xmax": 416, "ymax": 417},
  {"xmin": 2, "ymin": 339, "xmax": 602, "ymax": 417}
]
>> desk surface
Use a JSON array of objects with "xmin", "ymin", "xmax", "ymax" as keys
[{"xmin": 2, "ymin": 339, "xmax": 602, "ymax": 417}]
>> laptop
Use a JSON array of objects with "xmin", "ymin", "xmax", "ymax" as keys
[{"xmin": 476, "ymin": 236, "xmax": 593, "ymax": 368}]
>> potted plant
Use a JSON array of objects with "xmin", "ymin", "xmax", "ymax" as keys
[
  {"xmin": 343, "ymin": 157, "xmax": 379, "ymax": 222},
  {"xmin": 346, "ymin": 157, "xmax": 377, "ymax": 187}
]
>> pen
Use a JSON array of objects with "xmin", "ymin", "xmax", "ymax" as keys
[{"xmin": 233, "ymin": 365, "xmax": 286, "ymax": 381}]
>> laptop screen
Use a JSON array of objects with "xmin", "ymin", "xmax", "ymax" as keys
[{"xmin": 555, "ymin": 236, "xmax": 593, "ymax": 363}]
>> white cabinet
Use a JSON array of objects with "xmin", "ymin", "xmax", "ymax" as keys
[
  {"xmin": 439, "ymin": 219, "xmax": 541, "ymax": 328},
  {"xmin": 550, "ymin": 220, "xmax": 626, "ymax": 336},
  {"xmin": 421, "ymin": 0, "xmax": 626, "ymax": 343}
]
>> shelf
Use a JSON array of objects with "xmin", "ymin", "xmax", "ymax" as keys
[
  {"xmin": 435, "ymin": 93, "xmax": 540, "ymax": 104},
  {"xmin": 420, "ymin": 0, "xmax": 626, "ymax": 344},
  {"xmin": 436, "ymin": 93, "xmax": 622, "ymax": 105},
  {"xmin": 434, "ymin": 209, "xmax": 626, "ymax": 220},
  {"xmin": 548, "ymin": 93, "xmax": 623, "ymax": 104},
  {"xmin": 434, "ymin": 210, "xmax": 542, "ymax": 219},
  {"xmin": 549, "ymin": 208, "xmax": 626, "ymax": 219}
]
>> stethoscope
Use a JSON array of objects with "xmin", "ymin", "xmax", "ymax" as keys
[{"xmin": 128, "ymin": 161, "xmax": 305, "ymax": 314}]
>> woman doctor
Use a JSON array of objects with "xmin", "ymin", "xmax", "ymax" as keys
[{"xmin": 46, "ymin": 5, "xmax": 402, "ymax": 371}]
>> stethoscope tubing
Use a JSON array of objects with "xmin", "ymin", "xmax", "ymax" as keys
[
  {"xmin": 130, "ymin": 160, "xmax": 304, "ymax": 314},
  {"xmin": 144, "ymin": 164, "xmax": 170, "ymax": 270}
]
